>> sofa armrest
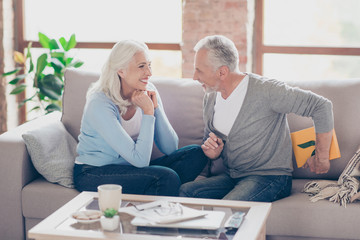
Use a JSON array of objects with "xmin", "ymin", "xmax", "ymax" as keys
[{"xmin": 0, "ymin": 111, "xmax": 61, "ymax": 240}]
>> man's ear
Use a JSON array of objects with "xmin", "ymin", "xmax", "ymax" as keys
[
  {"xmin": 219, "ymin": 66, "xmax": 229, "ymax": 80},
  {"xmin": 117, "ymin": 69, "xmax": 126, "ymax": 79}
]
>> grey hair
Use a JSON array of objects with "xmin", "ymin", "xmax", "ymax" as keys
[
  {"xmin": 87, "ymin": 40, "xmax": 149, "ymax": 115},
  {"xmin": 194, "ymin": 35, "xmax": 239, "ymax": 73}
]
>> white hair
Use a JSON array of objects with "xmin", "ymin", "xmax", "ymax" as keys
[
  {"xmin": 87, "ymin": 40, "xmax": 149, "ymax": 115},
  {"xmin": 194, "ymin": 35, "xmax": 240, "ymax": 73}
]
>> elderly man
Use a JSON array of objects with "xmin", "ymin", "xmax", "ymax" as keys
[{"xmin": 179, "ymin": 35, "xmax": 334, "ymax": 202}]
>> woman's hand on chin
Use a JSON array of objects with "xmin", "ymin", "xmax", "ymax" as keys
[
  {"xmin": 131, "ymin": 90, "xmax": 154, "ymax": 115},
  {"xmin": 147, "ymin": 91, "xmax": 158, "ymax": 109}
]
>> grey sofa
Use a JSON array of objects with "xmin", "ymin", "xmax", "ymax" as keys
[{"xmin": 0, "ymin": 68, "xmax": 359, "ymax": 240}]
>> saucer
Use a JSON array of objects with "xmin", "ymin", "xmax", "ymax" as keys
[{"xmin": 71, "ymin": 210, "xmax": 102, "ymax": 224}]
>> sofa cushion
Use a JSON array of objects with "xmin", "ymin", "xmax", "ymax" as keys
[
  {"xmin": 288, "ymin": 79, "xmax": 360, "ymax": 180},
  {"xmin": 267, "ymin": 179, "xmax": 360, "ymax": 240},
  {"xmin": 22, "ymin": 178, "xmax": 79, "ymax": 219},
  {"xmin": 22, "ymin": 121, "xmax": 77, "ymax": 188},
  {"xmin": 62, "ymin": 69, "xmax": 99, "ymax": 140}
]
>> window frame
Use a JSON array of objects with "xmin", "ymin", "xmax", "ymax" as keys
[
  {"xmin": 14, "ymin": 0, "xmax": 181, "ymax": 124},
  {"xmin": 253, "ymin": 0, "xmax": 360, "ymax": 75}
]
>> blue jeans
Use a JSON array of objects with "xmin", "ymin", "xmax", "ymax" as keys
[
  {"xmin": 179, "ymin": 173, "xmax": 292, "ymax": 202},
  {"xmin": 73, "ymin": 145, "xmax": 208, "ymax": 197}
]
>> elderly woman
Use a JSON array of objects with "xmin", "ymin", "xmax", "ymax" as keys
[{"xmin": 73, "ymin": 40, "xmax": 207, "ymax": 196}]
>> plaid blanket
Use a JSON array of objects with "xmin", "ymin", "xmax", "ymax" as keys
[{"xmin": 303, "ymin": 146, "xmax": 360, "ymax": 207}]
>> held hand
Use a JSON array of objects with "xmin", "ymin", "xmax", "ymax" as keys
[
  {"xmin": 147, "ymin": 90, "xmax": 158, "ymax": 109},
  {"xmin": 303, "ymin": 155, "xmax": 330, "ymax": 174},
  {"xmin": 131, "ymin": 90, "xmax": 154, "ymax": 115},
  {"xmin": 201, "ymin": 132, "xmax": 224, "ymax": 159}
]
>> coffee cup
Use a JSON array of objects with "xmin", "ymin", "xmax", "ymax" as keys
[{"xmin": 97, "ymin": 184, "xmax": 122, "ymax": 212}]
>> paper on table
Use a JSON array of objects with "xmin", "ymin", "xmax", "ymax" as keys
[{"xmin": 118, "ymin": 200, "xmax": 208, "ymax": 224}]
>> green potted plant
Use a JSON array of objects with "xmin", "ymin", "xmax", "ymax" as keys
[
  {"xmin": 2, "ymin": 32, "xmax": 84, "ymax": 116},
  {"xmin": 101, "ymin": 208, "xmax": 119, "ymax": 231}
]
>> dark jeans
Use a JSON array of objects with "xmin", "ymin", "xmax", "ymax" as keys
[
  {"xmin": 180, "ymin": 173, "xmax": 292, "ymax": 202},
  {"xmin": 73, "ymin": 145, "xmax": 208, "ymax": 197}
]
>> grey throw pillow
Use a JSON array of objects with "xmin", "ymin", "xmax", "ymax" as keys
[{"xmin": 22, "ymin": 121, "xmax": 77, "ymax": 188}]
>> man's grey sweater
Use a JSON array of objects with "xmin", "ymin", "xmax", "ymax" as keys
[{"xmin": 203, "ymin": 73, "xmax": 334, "ymax": 178}]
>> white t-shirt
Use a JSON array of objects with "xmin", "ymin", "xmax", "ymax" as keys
[
  {"xmin": 213, "ymin": 75, "xmax": 249, "ymax": 136},
  {"xmin": 120, "ymin": 107, "xmax": 142, "ymax": 140}
]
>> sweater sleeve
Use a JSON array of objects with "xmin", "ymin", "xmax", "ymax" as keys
[
  {"xmin": 153, "ymin": 87, "xmax": 179, "ymax": 155},
  {"xmin": 87, "ymin": 96, "xmax": 155, "ymax": 168},
  {"xmin": 268, "ymin": 80, "xmax": 334, "ymax": 133}
]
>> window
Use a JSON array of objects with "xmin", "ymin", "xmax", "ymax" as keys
[
  {"xmin": 15, "ymin": 0, "xmax": 182, "ymax": 122},
  {"xmin": 254, "ymin": 0, "xmax": 360, "ymax": 83},
  {"xmin": 20, "ymin": 0, "xmax": 182, "ymax": 77}
]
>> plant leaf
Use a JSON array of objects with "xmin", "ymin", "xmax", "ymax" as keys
[
  {"xmin": 45, "ymin": 103, "xmax": 61, "ymax": 112},
  {"xmin": 297, "ymin": 140, "xmax": 315, "ymax": 149},
  {"xmin": 68, "ymin": 60, "xmax": 84, "ymax": 68},
  {"xmin": 67, "ymin": 34, "xmax": 77, "ymax": 50},
  {"xmin": 38, "ymin": 74, "xmax": 63, "ymax": 100},
  {"xmin": 19, "ymin": 101, "xmax": 26, "ymax": 108},
  {"xmin": 10, "ymin": 84, "xmax": 27, "ymax": 95},
  {"xmin": 19, "ymin": 93, "xmax": 37, "ymax": 108},
  {"xmin": 59, "ymin": 37, "xmax": 67, "ymax": 50},
  {"xmin": 14, "ymin": 51, "xmax": 25, "ymax": 64},
  {"xmin": 49, "ymin": 39, "xmax": 60, "ymax": 50},
  {"xmin": 26, "ymin": 42, "xmax": 33, "ymax": 58},
  {"xmin": 37, "ymin": 91, "xmax": 45, "ymax": 100},
  {"xmin": 38, "ymin": 32, "xmax": 51, "ymax": 49},
  {"xmin": 33, "ymin": 74, "xmax": 42, "ymax": 88},
  {"xmin": 36, "ymin": 53, "xmax": 48, "ymax": 75},
  {"xmin": 29, "ymin": 59, "xmax": 34, "ymax": 73},
  {"xmin": 66, "ymin": 57, "xmax": 73, "ymax": 65},
  {"xmin": 50, "ymin": 52, "xmax": 66, "ymax": 66},
  {"xmin": 104, "ymin": 208, "xmax": 117, "ymax": 218},
  {"xmin": 28, "ymin": 106, "xmax": 41, "ymax": 112},
  {"xmin": 2, "ymin": 68, "xmax": 22, "ymax": 76},
  {"xmin": 27, "ymin": 48, "xmax": 34, "ymax": 73},
  {"xmin": 9, "ymin": 74, "xmax": 27, "ymax": 85},
  {"xmin": 23, "ymin": 93, "xmax": 37, "ymax": 103},
  {"xmin": 51, "ymin": 58, "xmax": 65, "ymax": 74},
  {"xmin": 51, "ymin": 52, "xmax": 65, "ymax": 58}
]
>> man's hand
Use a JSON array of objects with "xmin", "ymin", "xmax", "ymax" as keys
[
  {"xmin": 201, "ymin": 132, "xmax": 224, "ymax": 159},
  {"xmin": 303, "ymin": 129, "xmax": 333, "ymax": 174},
  {"xmin": 303, "ymin": 155, "xmax": 330, "ymax": 174}
]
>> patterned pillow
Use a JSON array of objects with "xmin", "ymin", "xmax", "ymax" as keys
[{"xmin": 22, "ymin": 121, "xmax": 77, "ymax": 188}]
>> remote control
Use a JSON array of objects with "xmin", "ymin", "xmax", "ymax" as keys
[{"xmin": 224, "ymin": 211, "xmax": 245, "ymax": 230}]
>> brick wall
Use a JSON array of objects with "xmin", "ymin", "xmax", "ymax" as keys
[{"xmin": 182, "ymin": 0, "xmax": 251, "ymax": 78}]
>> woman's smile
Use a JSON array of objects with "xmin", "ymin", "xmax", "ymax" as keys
[{"xmin": 140, "ymin": 78, "xmax": 149, "ymax": 84}]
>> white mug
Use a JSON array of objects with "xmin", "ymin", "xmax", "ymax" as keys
[{"xmin": 97, "ymin": 184, "xmax": 122, "ymax": 212}]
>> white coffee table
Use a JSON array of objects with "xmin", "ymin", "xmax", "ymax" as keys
[{"xmin": 28, "ymin": 191, "xmax": 271, "ymax": 240}]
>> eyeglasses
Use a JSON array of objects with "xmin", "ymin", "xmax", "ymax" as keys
[{"xmin": 154, "ymin": 202, "xmax": 183, "ymax": 216}]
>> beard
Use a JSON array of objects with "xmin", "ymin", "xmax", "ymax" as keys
[{"xmin": 203, "ymin": 82, "xmax": 220, "ymax": 94}]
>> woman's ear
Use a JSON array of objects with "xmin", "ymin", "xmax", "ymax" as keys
[{"xmin": 117, "ymin": 69, "xmax": 126, "ymax": 79}]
